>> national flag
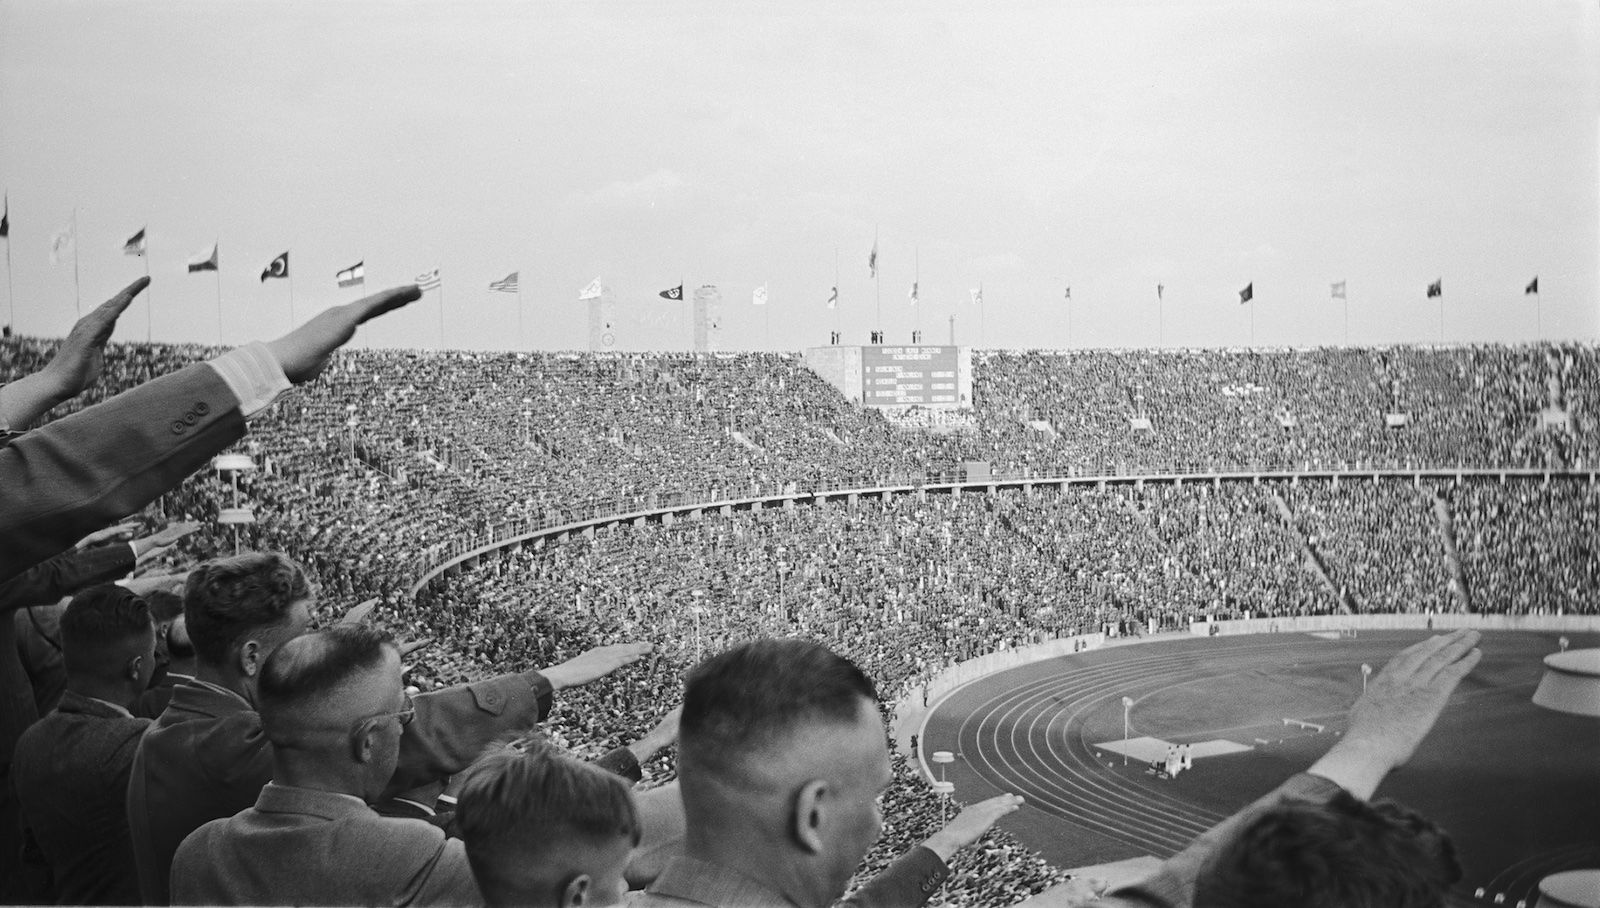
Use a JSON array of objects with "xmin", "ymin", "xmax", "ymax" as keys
[
  {"xmin": 50, "ymin": 221, "xmax": 75, "ymax": 265},
  {"xmin": 1064, "ymin": 286, "xmax": 1071, "ymax": 300},
  {"xmin": 659, "ymin": 284, "xmax": 683, "ymax": 301},
  {"xmin": 1525, "ymin": 277, "xmax": 1539, "ymax": 295},
  {"xmin": 1426, "ymin": 279, "xmax": 1442, "ymax": 298},
  {"xmin": 868, "ymin": 239, "xmax": 878, "ymax": 278},
  {"xmin": 579, "ymin": 277, "xmax": 603, "ymax": 300},
  {"xmin": 415, "ymin": 268, "xmax": 441, "ymax": 291},
  {"xmin": 260, "ymin": 252, "xmax": 289, "ymax": 282},
  {"xmin": 969, "ymin": 287, "xmax": 983, "ymax": 306},
  {"xmin": 1239, "ymin": 282, "xmax": 1253, "ymax": 304},
  {"xmin": 908, "ymin": 281, "xmax": 918, "ymax": 305},
  {"xmin": 1157, "ymin": 283, "xmax": 1164, "ymax": 300},
  {"xmin": 337, "ymin": 261, "xmax": 364, "ymax": 287},
  {"xmin": 0, "ymin": 196, "xmax": 8, "ymax": 239},
  {"xmin": 1331, "ymin": 281, "xmax": 1346, "ymax": 300},
  {"xmin": 489, "ymin": 272, "xmax": 519, "ymax": 293},
  {"xmin": 826, "ymin": 286, "xmax": 838, "ymax": 310},
  {"xmin": 122, "ymin": 227, "xmax": 146, "ymax": 257},
  {"xmin": 752, "ymin": 285, "xmax": 767, "ymax": 306},
  {"xmin": 187, "ymin": 243, "xmax": 219, "ymax": 273}
]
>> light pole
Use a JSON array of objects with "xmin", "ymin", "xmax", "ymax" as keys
[
  {"xmin": 691, "ymin": 595, "xmax": 706, "ymax": 661},
  {"xmin": 1361, "ymin": 663, "xmax": 1372, "ymax": 693},
  {"xmin": 930, "ymin": 751, "xmax": 955, "ymax": 824},
  {"xmin": 1121, "ymin": 696, "xmax": 1134, "ymax": 766}
]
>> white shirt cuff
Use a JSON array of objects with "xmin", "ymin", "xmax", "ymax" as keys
[{"xmin": 204, "ymin": 342, "xmax": 292, "ymax": 420}]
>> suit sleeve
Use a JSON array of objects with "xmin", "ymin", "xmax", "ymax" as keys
[
  {"xmin": 0, "ymin": 544, "xmax": 136, "ymax": 614},
  {"xmin": 592, "ymin": 746, "xmax": 643, "ymax": 783},
  {"xmin": 385, "ymin": 670, "xmax": 554, "ymax": 796},
  {"xmin": 840, "ymin": 846, "xmax": 950, "ymax": 908},
  {"xmin": 1100, "ymin": 772, "xmax": 1345, "ymax": 907},
  {"xmin": 0, "ymin": 363, "xmax": 246, "ymax": 585}
]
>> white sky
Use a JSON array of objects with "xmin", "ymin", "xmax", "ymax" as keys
[{"xmin": 1, "ymin": 0, "xmax": 1595, "ymax": 352}]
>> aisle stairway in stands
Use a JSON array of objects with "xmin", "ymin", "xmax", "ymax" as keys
[{"xmin": 1269, "ymin": 491, "xmax": 1355, "ymax": 614}]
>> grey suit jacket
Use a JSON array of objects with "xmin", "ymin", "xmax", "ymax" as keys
[
  {"xmin": 171, "ymin": 783, "xmax": 481, "ymax": 907},
  {"xmin": 12, "ymin": 690, "xmax": 151, "ymax": 906}
]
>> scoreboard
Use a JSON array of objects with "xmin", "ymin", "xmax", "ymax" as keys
[{"xmin": 861, "ymin": 346, "xmax": 961, "ymax": 407}]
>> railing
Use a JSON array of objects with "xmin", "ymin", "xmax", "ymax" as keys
[{"xmin": 405, "ymin": 463, "xmax": 1599, "ymax": 598}]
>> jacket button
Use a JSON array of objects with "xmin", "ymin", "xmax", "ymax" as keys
[
  {"xmin": 171, "ymin": 421, "xmax": 187, "ymax": 435},
  {"xmin": 183, "ymin": 411, "xmax": 199, "ymax": 425},
  {"xmin": 194, "ymin": 401, "xmax": 211, "ymax": 416}
]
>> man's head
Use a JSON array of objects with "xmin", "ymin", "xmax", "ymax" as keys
[
  {"xmin": 455, "ymin": 744, "xmax": 641, "ymax": 908},
  {"xmin": 184, "ymin": 552, "xmax": 313, "ymax": 686},
  {"xmin": 678, "ymin": 638, "xmax": 888, "ymax": 908},
  {"xmin": 256, "ymin": 624, "xmax": 407, "ymax": 801},
  {"xmin": 60, "ymin": 584, "xmax": 157, "ymax": 707},
  {"xmin": 1193, "ymin": 790, "xmax": 1461, "ymax": 908}
]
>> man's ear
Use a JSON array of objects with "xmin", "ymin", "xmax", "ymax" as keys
[
  {"xmin": 238, "ymin": 639, "xmax": 262, "ymax": 678},
  {"xmin": 793, "ymin": 779, "xmax": 828, "ymax": 854},
  {"xmin": 125, "ymin": 654, "xmax": 145, "ymax": 685},
  {"xmin": 351, "ymin": 720, "xmax": 378, "ymax": 764},
  {"xmin": 560, "ymin": 874, "xmax": 591, "ymax": 908}
]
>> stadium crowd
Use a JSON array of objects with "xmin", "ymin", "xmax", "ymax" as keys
[{"xmin": 0, "ymin": 277, "xmax": 1592, "ymax": 907}]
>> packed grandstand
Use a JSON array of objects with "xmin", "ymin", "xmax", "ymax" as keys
[{"xmin": 4, "ymin": 334, "xmax": 1597, "ymax": 906}]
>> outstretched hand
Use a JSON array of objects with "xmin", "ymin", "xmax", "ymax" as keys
[
  {"xmin": 541, "ymin": 641, "xmax": 654, "ymax": 690},
  {"xmin": 45, "ymin": 277, "xmax": 149, "ymax": 396},
  {"xmin": 923, "ymin": 792, "xmax": 1026, "ymax": 861},
  {"xmin": 1310, "ymin": 629, "xmax": 1482, "ymax": 798},
  {"xmin": 264, "ymin": 285, "xmax": 422, "ymax": 384}
]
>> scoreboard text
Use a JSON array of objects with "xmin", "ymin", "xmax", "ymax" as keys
[{"xmin": 861, "ymin": 346, "xmax": 960, "ymax": 407}]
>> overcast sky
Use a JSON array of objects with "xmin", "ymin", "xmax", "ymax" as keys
[{"xmin": 1, "ymin": 0, "xmax": 1594, "ymax": 352}]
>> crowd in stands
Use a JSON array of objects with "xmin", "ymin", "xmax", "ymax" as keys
[{"xmin": 0, "ymin": 280, "xmax": 1593, "ymax": 908}]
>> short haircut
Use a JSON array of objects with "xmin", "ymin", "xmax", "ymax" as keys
[
  {"xmin": 184, "ymin": 552, "xmax": 312, "ymax": 666},
  {"xmin": 1193, "ymin": 791, "xmax": 1462, "ymax": 908},
  {"xmin": 143, "ymin": 589, "xmax": 185, "ymax": 624},
  {"xmin": 60, "ymin": 585, "xmax": 153, "ymax": 678},
  {"xmin": 256, "ymin": 624, "xmax": 394, "ymax": 735},
  {"xmin": 679, "ymin": 638, "xmax": 878, "ymax": 777},
  {"xmin": 455, "ymin": 744, "xmax": 641, "ymax": 907}
]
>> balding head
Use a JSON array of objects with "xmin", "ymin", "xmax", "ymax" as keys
[
  {"xmin": 678, "ymin": 639, "xmax": 889, "ymax": 908},
  {"xmin": 258, "ymin": 625, "xmax": 406, "ymax": 800}
]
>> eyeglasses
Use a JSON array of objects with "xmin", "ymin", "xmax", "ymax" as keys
[{"xmin": 355, "ymin": 693, "xmax": 415, "ymax": 732}]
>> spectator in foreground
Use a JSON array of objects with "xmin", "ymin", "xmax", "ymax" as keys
[
  {"xmin": 633, "ymin": 637, "xmax": 1024, "ymax": 908},
  {"xmin": 456, "ymin": 743, "xmax": 641, "ymax": 908},
  {"xmin": 12, "ymin": 586, "xmax": 158, "ymax": 905},
  {"xmin": 1094, "ymin": 628, "xmax": 1482, "ymax": 908},
  {"xmin": 1191, "ymin": 790, "xmax": 1461, "ymax": 908},
  {"xmin": 128, "ymin": 550, "xmax": 653, "ymax": 905},
  {"xmin": 171, "ymin": 624, "xmax": 480, "ymax": 905},
  {"xmin": 0, "ymin": 277, "xmax": 423, "ymax": 585}
]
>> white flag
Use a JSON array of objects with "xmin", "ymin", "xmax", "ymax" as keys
[
  {"xmin": 415, "ymin": 268, "xmax": 441, "ymax": 291},
  {"xmin": 579, "ymin": 276, "xmax": 603, "ymax": 300},
  {"xmin": 969, "ymin": 287, "xmax": 983, "ymax": 305},
  {"xmin": 50, "ymin": 221, "xmax": 75, "ymax": 265},
  {"xmin": 826, "ymin": 286, "xmax": 838, "ymax": 310},
  {"xmin": 909, "ymin": 281, "xmax": 919, "ymax": 305},
  {"xmin": 752, "ymin": 285, "xmax": 768, "ymax": 306}
]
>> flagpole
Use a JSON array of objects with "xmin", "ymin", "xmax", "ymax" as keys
[
  {"xmin": 1344, "ymin": 292, "xmax": 1349, "ymax": 347},
  {"xmin": 288, "ymin": 268, "xmax": 296, "ymax": 331},
  {"xmin": 914, "ymin": 247, "xmax": 920, "ymax": 343},
  {"xmin": 833, "ymin": 248, "xmax": 840, "ymax": 344},
  {"xmin": 438, "ymin": 277, "xmax": 446, "ymax": 351},
  {"xmin": 1537, "ymin": 287, "xmax": 1543, "ymax": 342},
  {"xmin": 517, "ymin": 285, "xmax": 524, "ymax": 351},
  {"xmin": 874, "ymin": 228, "xmax": 881, "ymax": 345},
  {"xmin": 1159, "ymin": 290, "xmax": 1165, "ymax": 347},
  {"xmin": 764, "ymin": 287, "xmax": 770, "ymax": 350},
  {"xmin": 1250, "ymin": 295, "xmax": 1256, "ymax": 348},
  {"xmin": 215, "ymin": 262, "xmax": 223, "ymax": 347},
  {"xmin": 979, "ymin": 281, "xmax": 985, "ymax": 348},
  {"xmin": 1438, "ymin": 288, "xmax": 1444, "ymax": 345},
  {"xmin": 5, "ymin": 221, "xmax": 13, "ymax": 334},
  {"xmin": 143, "ymin": 253, "xmax": 151, "ymax": 344},
  {"xmin": 72, "ymin": 208, "xmax": 81, "ymax": 316}
]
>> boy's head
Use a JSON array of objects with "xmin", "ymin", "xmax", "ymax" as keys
[{"xmin": 455, "ymin": 744, "xmax": 641, "ymax": 908}]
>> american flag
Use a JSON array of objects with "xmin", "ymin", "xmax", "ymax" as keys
[{"xmin": 489, "ymin": 271, "xmax": 519, "ymax": 293}]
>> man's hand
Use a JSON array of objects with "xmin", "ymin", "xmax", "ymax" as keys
[
  {"xmin": 922, "ymin": 792, "xmax": 1026, "ymax": 862},
  {"xmin": 627, "ymin": 704, "xmax": 683, "ymax": 763},
  {"xmin": 120, "ymin": 571, "xmax": 191, "ymax": 598},
  {"xmin": 141, "ymin": 521, "xmax": 202, "ymax": 550},
  {"xmin": 1, "ymin": 278, "xmax": 148, "ymax": 429},
  {"xmin": 1309, "ymin": 629, "xmax": 1482, "ymax": 799},
  {"xmin": 264, "ymin": 285, "xmax": 423, "ymax": 384},
  {"xmin": 337, "ymin": 598, "xmax": 381, "ymax": 625},
  {"xmin": 44, "ymin": 277, "xmax": 149, "ymax": 396},
  {"xmin": 76, "ymin": 522, "xmax": 142, "ymax": 550},
  {"xmin": 540, "ymin": 642, "xmax": 654, "ymax": 691}
]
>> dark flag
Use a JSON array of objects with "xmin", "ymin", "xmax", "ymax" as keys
[
  {"xmin": 1239, "ymin": 282, "xmax": 1253, "ymax": 304},
  {"xmin": 0, "ymin": 195, "xmax": 8, "ymax": 239},
  {"xmin": 1427, "ymin": 279, "xmax": 1442, "ymax": 298},
  {"xmin": 659, "ymin": 284, "xmax": 683, "ymax": 301},
  {"xmin": 260, "ymin": 252, "xmax": 289, "ymax": 282},
  {"xmin": 1525, "ymin": 277, "xmax": 1539, "ymax": 295},
  {"xmin": 1157, "ymin": 284, "xmax": 1164, "ymax": 300}
]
